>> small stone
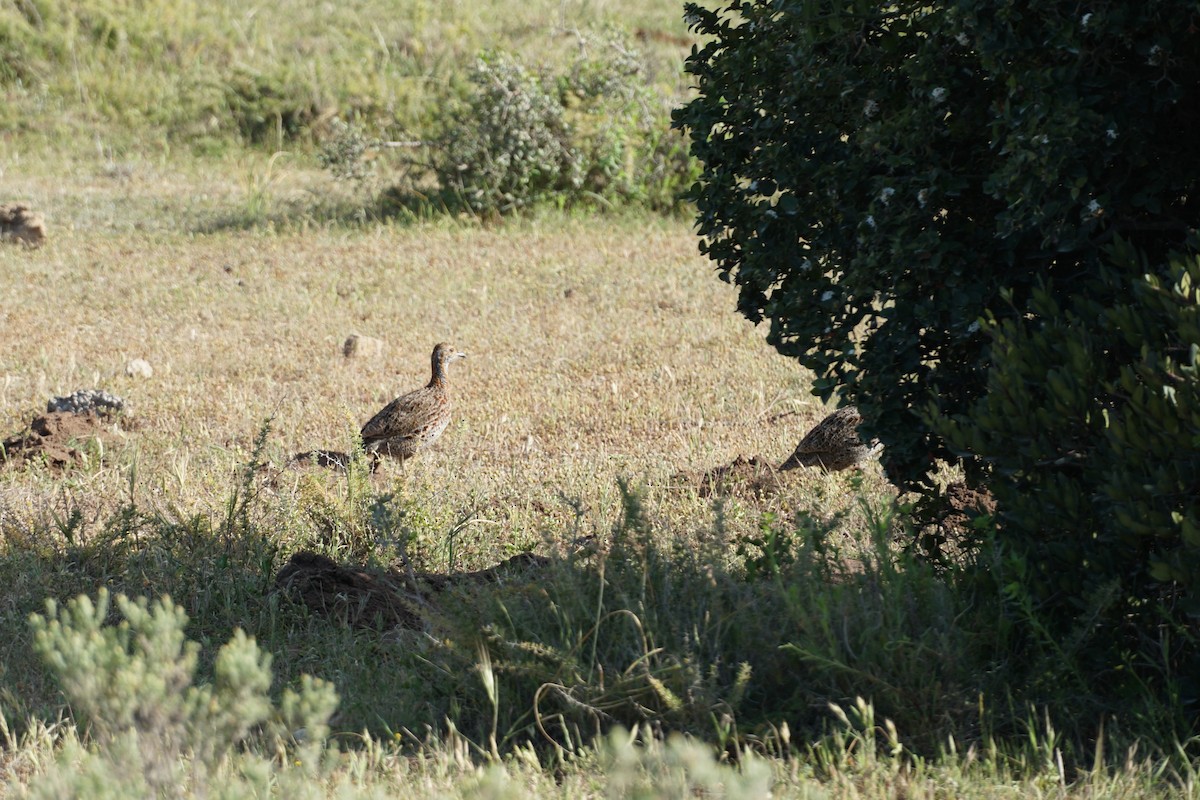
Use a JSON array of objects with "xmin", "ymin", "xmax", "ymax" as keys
[
  {"xmin": 125, "ymin": 358, "xmax": 153, "ymax": 378},
  {"xmin": 0, "ymin": 203, "xmax": 47, "ymax": 248},
  {"xmin": 343, "ymin": 334, "xmax": 385, "ymax": 359},
  {"xmin": 47, "ymin": 389, "xmax": 126, "ymax": 417}
]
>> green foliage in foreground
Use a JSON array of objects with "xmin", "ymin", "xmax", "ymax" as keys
[
  {"xmin": 26, "ymin": 590, "xmax": 337, "ymax": 798},
  {"xmin": 10, "ymin": 585, "xmax": 1200, "ymax": 797},
  {"xmin": 1, "ymin": 446, "xmax": 1196, "ymax": 787}
]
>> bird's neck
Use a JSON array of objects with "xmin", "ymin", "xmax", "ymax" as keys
[{"xmin": 428, "ymin": 358, "xmax": 447, "ymax": 388}]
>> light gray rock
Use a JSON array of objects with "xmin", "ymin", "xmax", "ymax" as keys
[
  {"xmin": 125, "ymin": 358, "xmax": 153, "ymax": 378},
  {"xmin": 47, "ymin": 389, "xmax": 126, "ymax": 417},
  {"xmin": 343, "ymin": 334, "xmax": 385, "ymax": 359}
]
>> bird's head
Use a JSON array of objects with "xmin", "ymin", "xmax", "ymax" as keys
[{"xmin": 433, "ymin": 342, "xmax": 466, "ymax": 363}]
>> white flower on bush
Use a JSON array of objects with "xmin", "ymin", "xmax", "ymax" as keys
[
  {"xmin": 863, "ymin": 99, "xmax": 879, "ymax": 118},
  {"xmin": 821, "ymin": 290, "xmax": 835, "ymax": 302},
  {"xmin": 1087, "ymin": 199, "xmax": 1104, "ymax": 217},
  {"xmin": 1106, "ymin": 127, "xmax": 1118, "ymax": 141},
  {"xmin": 955, "ymin": 32, "xmax": 969, "ymax": 46},
  {"xmin": 865, "ymin": 215, "xmax": 876, "ymax": 229},
  {"xmin": 930, "ymin": 87, "xmax": 948, "ymax": 105},
  {"xmin": 1081, "ymin": 13, "xmax": 1093, "ymax": 28},
  {"xmin": 917, "ymin": 188, "xmax": 929, "ymax": 208},
  {"xmin": 878, "ymin": 187, "xmax": 895, "ymax": 205}
]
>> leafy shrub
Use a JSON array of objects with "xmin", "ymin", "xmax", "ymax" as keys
[
  {"xmin": 224, "ymin": 69, "xmax": 322, "ymax": 146},
  {"xmin": 674, "ymin": 1, "xmax": 1200, "ymax": 498},
  {"xmin": 318, "ymin": 117, "xmax": 379, "ymax": 185},
  {"xmin": 430, "ymin": 53, "xmax": 583, "ymax": 214},
  {"xmin": 937, "ymin": 241, "xmax": 1200, "ymax": 719},
  {"xmin": 423, "ymin": 35, "xmax": 696, "ymax": 215}
]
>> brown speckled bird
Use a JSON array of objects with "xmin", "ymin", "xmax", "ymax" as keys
[
  {"xmin": 360, "ymin": 342, "xmax": 466, "ymax": 467},
  {"xmin": 779, "ymin": 405, "xmax": 882, "ymax": 472}
]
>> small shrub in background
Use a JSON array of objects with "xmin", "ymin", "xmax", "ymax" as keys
[
  {"xmin": 432, "ymin": 53, "xmax": 584, "ymax": 214},
  {"xmin": 354, "ymin": 29, "xmax": 699, "ymax": 216},
  {"xmin": 318, "ymin": 117, "xmax": 380, "ymax": 186},
  {"xmin": 223, "ymin": 69, "xmax": 324, "ymax": 147}
]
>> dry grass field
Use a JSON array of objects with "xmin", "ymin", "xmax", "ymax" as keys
[
  {"xmin": 0, "ymin": 154, "xmax": 964, "ymax": 799},
  {"xmin": 2, "ymin": 2, "xmax": 1194, "ymax": 795},
  {"xmin": 0, "ymin": 157, "xmax": 895, "ymax": 568}
]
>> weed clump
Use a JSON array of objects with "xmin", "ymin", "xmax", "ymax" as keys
[
  {"xmin": 421, "ymin": 36, "xmax": 696, "ymax": 215},
  {"xmin": 26, "ymin": 589, "xmax": 338, "ymax": 797},
  {"xmin": 432, "ymin": 54, "xmax": 583, "ymax": 214}
]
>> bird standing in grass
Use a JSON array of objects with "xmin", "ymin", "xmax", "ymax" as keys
[
  {"xmin": 360, "ymin": 342, "xmax": 466, "ymax": 468},
  {"xmin": 779, "ymin": 405, "xmax": 881, "ymax": 472}
]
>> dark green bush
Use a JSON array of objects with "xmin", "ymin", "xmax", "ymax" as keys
[
  {"xmin": 675, "ymin": 0, "xmax": 1200, "ymax": 727},
  {"xmin": 224, "ymin": 69, "xmax": 322, "ymax": 146},
  {"xmin": 674, "ymin": 1, "xmax": 1200, "ymax": 496},
  {"xmin": 937, "ymin": 241, "xmax": 1200, "ymax": 719}
]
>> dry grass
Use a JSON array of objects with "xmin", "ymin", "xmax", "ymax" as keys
[
  {"xmin": 2, "ymin": 144, "xmax": 1193, "ymax": 800},
  {"xmin": 0, "ymin": 158, "xmax": 895, "ymax": 572}
]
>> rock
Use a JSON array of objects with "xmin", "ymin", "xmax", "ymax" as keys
[
  {"xmin": 0, "ymin": 203, "xmax": 47, "ymax": 248},
  {"xmin": 342, "ymin": 334, "xmax": 385, "ymax": 359},
  {"xmin": 47, "ymin": 389, "xmax": 126, "ymax": 417},
  {"xmin": 125, "ymin": 358, "xmax": 153, "ymax": 378}
]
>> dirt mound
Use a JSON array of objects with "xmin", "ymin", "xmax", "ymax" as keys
[
  {"xmin": 1, "ymin": 412, "xmax": 110, "ymax": 470},
  {"xmin": 274, "ymin": 550, "xmax": 550, "ymax": 630},
  {"xmin": 678, "ymin": 454, "xmax": 791, "ymax": 499},
  {"xmin": 0, "ymin": 203, "xmax": 47, "ymax": 248},
  {"xmin": 940, "ymin": 482, "xmax": 997, "ymax": 536}
]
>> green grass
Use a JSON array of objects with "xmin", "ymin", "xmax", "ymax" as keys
[{"xmin": 1, "ymin": 0, "xmax": 694, "ymax": 151}]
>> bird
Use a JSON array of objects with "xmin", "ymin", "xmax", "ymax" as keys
[
  {"xmin": 359, "ymin": 342, "xmax": 466, "ymax": 468},
  {"xmin": 779, "ymin": 405, "xmax": 882, "ymax": 472}
]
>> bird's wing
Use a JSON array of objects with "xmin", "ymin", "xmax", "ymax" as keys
[{"xmin": 360, "ymin": 390, "xmax": 427, "ymax": 443}]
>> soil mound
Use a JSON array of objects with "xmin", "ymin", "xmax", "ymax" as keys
[
  {"xmin": 0, "ymin": 203, "xmax": 47, "ymax": 247},
  {"xmin": 274, "ymin": 551, "xmax": 550, "ymax": 630},
  {"xmin": 1, "ymin": 412, "xmax": 110, "ymax": 470},
  {"xmin": 940, "ymin": 482, "xmax": 998, "ymax": 537},
  {"xmin": 678, "ymin": 454, "xmax": 792, "ymax": 499}
]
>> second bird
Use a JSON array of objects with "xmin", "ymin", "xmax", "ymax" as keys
[
  {"xmin": 361, "ymin": 342, "xmax": 466, "ymax": 468},
  {"xmin": 779, "ymin": 405, "xmax": 882, "ymax": 472}
]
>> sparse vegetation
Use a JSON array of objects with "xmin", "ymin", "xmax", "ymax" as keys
[{"xmin": 1, "ymin": 0, "xmax": 1198, "ymax": 796}]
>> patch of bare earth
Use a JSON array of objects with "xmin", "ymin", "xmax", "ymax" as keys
[
  {"xmin": 1, "ymin": 412, "xmax": 116, "ymax": 470},
  {"xmin": 939, "ymin": 482, "xmax": 997, "ymax": 537},
  {"xmin": 675, "ymin": 454, "xmax": 795, "ymax": 499}
]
